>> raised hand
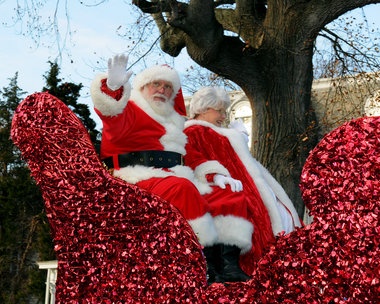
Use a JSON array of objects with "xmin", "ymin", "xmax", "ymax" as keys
[{"xmin": 106, "ymin": 54, "xmax": 133, "ymax": 90}]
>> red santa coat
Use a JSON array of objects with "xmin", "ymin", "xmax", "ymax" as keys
[
  {"xmin": 91, "ymin": 75, "xmax": 255, "ymax": 251},
  {"xmin": 184, "ymin": 120, "xmax": 302, "ymax": 261},
  {"xmin": 90, "ymin": 74, "xmax": 218, "ymax": 247}
]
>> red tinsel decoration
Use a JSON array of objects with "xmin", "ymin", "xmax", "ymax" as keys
[{"xmin": 11, "ymin": 92, "xmax": 379, "ymax": 303}]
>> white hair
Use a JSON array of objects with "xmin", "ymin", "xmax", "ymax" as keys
[{"xmin": 189, "ymin": 87, "xmax": 231, "ymax": 118}]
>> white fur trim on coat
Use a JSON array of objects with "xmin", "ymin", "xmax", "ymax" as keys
[
  {"xmin": 184, "ymin": 120, "xmax": 301, "ymax": 235},
  {"xmin": 253, "ymin": 161, "xmax": 302, "ymax": 231},
  {"xmin": 188, "ymin": 212, "xmax": 218, "ymax": 247},
  {"xmin": 90, "ymin": 73, "xmax": 131, "ymax": 117},
  {"xmin": 113, "ymin": 164, "xmax": 212, "ymax": 195},
  {"xmin": 130, "ymin": 90, "xmax": 187, "ymax": 155},
  {"xmin": 193, "ymin": 160, "xmax": 230, "ymax": 183},
  {"xmin": 213, "ymin": 215, "xmax": 253, "ymax": 254}
]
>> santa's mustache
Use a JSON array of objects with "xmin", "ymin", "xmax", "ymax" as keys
[{"xmin": 152, "ymin": 94, "xmax": 168, "ymax": 102}]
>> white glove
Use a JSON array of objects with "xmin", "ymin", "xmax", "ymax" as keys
[
  {"xmin": 213, "ymin": 174, "xmax": 243, "ymax": 192},
  {"xmin": 229, "ymin": 119, "xmax": 249, "ymax": 143},
  {"xmin": 106, "ymin": 54, "xmax": 133, "ymax": 91}
]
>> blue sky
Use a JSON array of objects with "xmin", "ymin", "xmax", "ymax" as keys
[
  {"xmin": 0, "ymin": 0, "xmax": 189, "ymax": 127},
  {"xmin": 1, "ymin": 1, "xmax": 379, "ymax": 129},
  {"xmin": 0, "ymin": 1, "xmax": 134, "ymax": 127}
]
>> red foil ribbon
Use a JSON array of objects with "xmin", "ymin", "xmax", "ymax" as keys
[{"xmin": 11, "ymin": 92, "xmax": 379, "ymax": 303}]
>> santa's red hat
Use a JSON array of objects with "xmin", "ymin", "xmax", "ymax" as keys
[{"xmin": 173, "ymin": 88, "xmax": 186, "ymax": 116}]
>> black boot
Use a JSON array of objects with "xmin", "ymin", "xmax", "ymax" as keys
[
  {"xmin": 203, "ymin": 245, "xmax": 223, "ymax": 284},
  {"xmin": 219, "ymin": 245, "xmax": 251, "ymax": 282}
]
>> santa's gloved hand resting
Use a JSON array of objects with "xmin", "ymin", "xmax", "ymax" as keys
[{"xmin": 213, "ymin": 174, "xmax": 243, "ymax": 192}]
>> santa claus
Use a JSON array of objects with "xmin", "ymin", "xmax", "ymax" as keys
[{"xmin": 90, "ymin": 54, "xmax": 252, "ymax": 283}]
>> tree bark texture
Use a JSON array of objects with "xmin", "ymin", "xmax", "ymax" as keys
[{"xmin": 133, "ymin": 0, "xmax": 380, "ymax": 216}]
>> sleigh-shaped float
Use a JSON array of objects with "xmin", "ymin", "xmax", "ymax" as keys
[{"xmin": 11, "ymin": 92, "xmax": 379, "ymax": 303}]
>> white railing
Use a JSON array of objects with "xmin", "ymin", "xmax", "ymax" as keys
[{"xmin": 37, "ymin": 260, "xmax": 58, "ymax": 304}]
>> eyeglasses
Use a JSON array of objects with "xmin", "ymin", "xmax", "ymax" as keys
[
  {"xmin": 149, "ymin": 81, "xmax": 173, "ymax": 92},
  {"xmin": 207, "ymin": 108, "xmax": 227, "ymax": 116}
]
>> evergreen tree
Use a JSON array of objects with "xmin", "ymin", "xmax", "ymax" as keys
[
  {"xmin": 42, "ymin": 61, "xmax": 100, "ymax": 146},
  {"xmin": 0, "ymin": 73, "xmax": 54, "ymax": 303},
  {"xmin": 0, "ymin": 63, "xmax": 101, "ymax": 303}
]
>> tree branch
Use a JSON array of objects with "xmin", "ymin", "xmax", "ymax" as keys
[{"xmin": 132, "ymin": 0, "xmax": 170, "ymax": 14}]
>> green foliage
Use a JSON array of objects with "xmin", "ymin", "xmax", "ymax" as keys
[
  {"xmin": 0, "ymin": 73, "xmax": 54, "ymax": 303},
  {"xmin": 42, "ymin": 61, "xmax": 101, "ymax": 145},
  {"xmin": 0, "ymin": 63, "xmax": 97, "ymax": 302}
]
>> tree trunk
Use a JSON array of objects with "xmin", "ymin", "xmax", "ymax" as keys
[
  {"xmin": 243, "ymin": 47, "xmax": 318, "ymax": 217},
  {"xmin": 187, "ymin": 34, "xmax": 319, "ymax": 216},
  {"xmin": 134, "ymin": 0, "xmax": 358, "ymax": 217}
]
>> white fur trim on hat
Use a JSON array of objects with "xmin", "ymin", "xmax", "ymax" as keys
[{"xmin": 133, "ymin": 65, "xmax": 181, "ymax": 97}]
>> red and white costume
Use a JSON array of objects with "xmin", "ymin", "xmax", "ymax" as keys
[
  {"xmin": 90, "ymin": 67, "xmax": 253, "ymax": 252},
  {"xmin": 184, "ymin": 119, "xmax": 302, "ymax": 259}
]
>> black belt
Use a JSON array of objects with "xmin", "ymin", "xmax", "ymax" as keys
[{"xmin": 103, "ymin": 150, "xmax": 183, "ymax": 169}]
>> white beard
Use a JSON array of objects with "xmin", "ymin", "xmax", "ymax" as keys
[{"xmin": 146, "ymin": 94, "xmax": 175, "ymax": 117}]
